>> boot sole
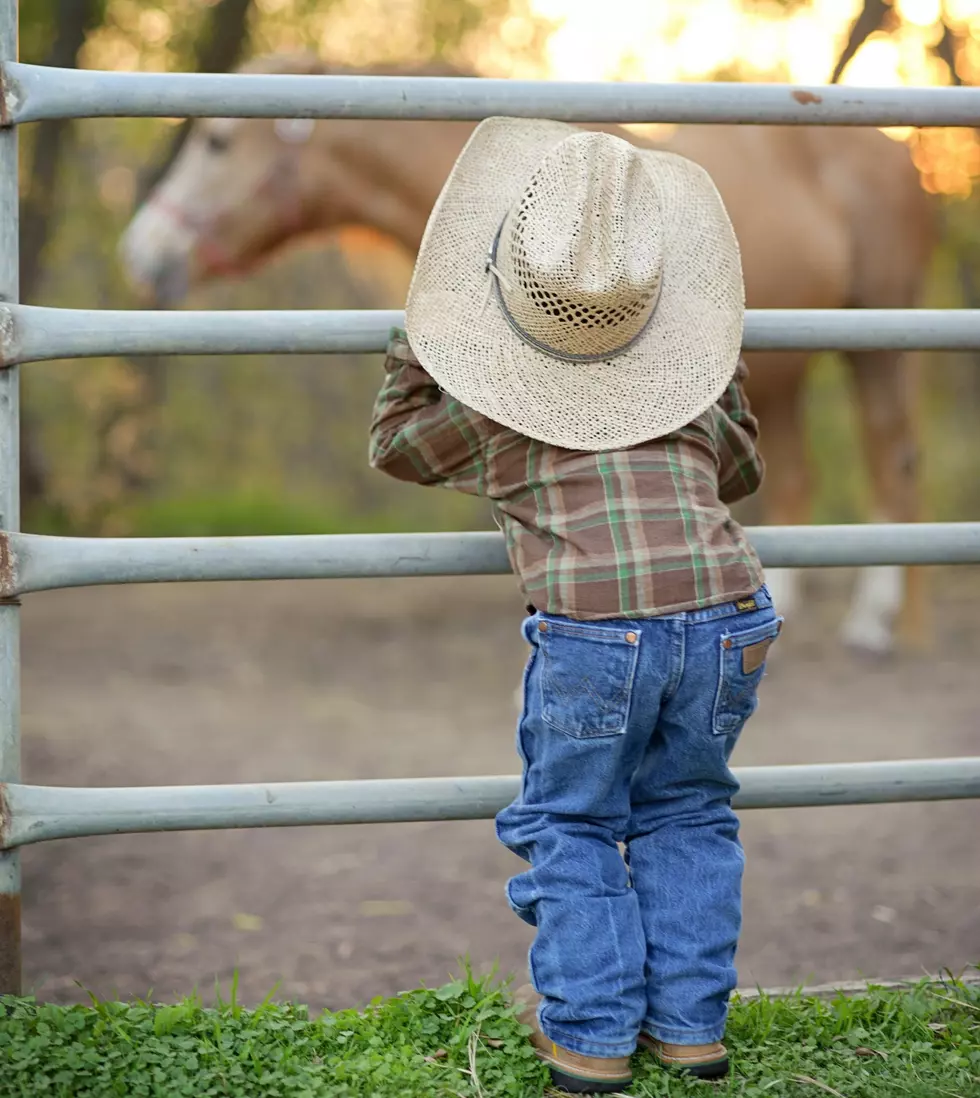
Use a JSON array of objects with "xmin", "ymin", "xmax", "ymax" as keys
[
  {"xmin": 676, "ymin": 1056, "xmax": 730, "ymax": 1079},
  {"xmin": 548, "ymin": 1065, "xmax": 634, "ymax": 1093}
]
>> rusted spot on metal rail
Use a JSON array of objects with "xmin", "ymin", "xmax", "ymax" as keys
[
  {"xmin": 792, "ymin": 90, "xmax": 823, "ymax": 106},
  {"xmin": 0, "ymin": 304, "xmax": 15, "ymax": 368},
  {"xmin": 0, "ymin": 63, "xmax": 17, "ymax": 129},
  {"xmin": 0, "ymin": 785, "xmax": 8, "ymax": 851},
  {"xmin": 0, "ymin": 533, "xmax": 14, "ymax": 599},
  {"xmin": 0, "ymin": 889, "xmax": 22, "ymax": 995}
]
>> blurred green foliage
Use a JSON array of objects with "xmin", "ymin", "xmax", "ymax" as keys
[
  {"xmin": 15, "ymin": 0, "xmax": 980, "ymax": 538},
  {"xmin": 20, "ymin": 1, "xmax": 106, "ymax": 62}
]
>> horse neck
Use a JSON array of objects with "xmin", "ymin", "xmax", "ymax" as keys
[{"xmin": 306, "ymin": 118, "xmax": 477, "ymax": 254}]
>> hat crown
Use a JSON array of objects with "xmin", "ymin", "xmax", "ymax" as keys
[
  {"xmin": 495, "ymin": 131, "xmax": 665, "ymax": 361},
  {"xmin": 403, "ymin": 115, "xmax": 745, "ymax": 451}
]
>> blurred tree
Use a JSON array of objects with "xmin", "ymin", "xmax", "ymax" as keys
[
  {"xmin": 136, "ymin": 0, "xmax": 254, "ymax": 203},
  {"xmin": 21, "ymin": 0, "xmax": 107, "ymax": 301},
  {"xmin": 105, "ymin": 0, "xmax": 257, "ymax": 503},
  {"xmin": 829, "ymin": 0, "xmax": 894, "ymax": 85},
  {"xmin": 18, "ymin": 0, "xmax": 107, "ymax": 515},
  {"xmin": 76, "ymin": 0, "xmax": 257, "ymax": 512},
  {"xmin": 829, "ymin": 0, "xmax": 972, "ymax": 90},
  {"xmin": 421, "ymin": 0, "xmax": 516, "ymax": 60},
  {"xmin": 928, "ymin": 5, "xmax": 980, "ymax": 328},
  {"xmin": 829, "ymin": 1, "xmax": 980, "ymax": 329},
  {"xmin": 19, "ymin": 0, "xmax": 256, "ymax": 521},
  {"xmin": 829, "ymin": 1, "xmax": 980, "ymax": 405}
]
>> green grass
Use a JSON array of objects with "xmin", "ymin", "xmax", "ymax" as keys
[
  {"xmin": 1, "ymin": 972, "xmax": 979, "ymax": 1097},
  {"xmin": 120, "ymin": 493, "xmax": 414, "ymax": 538},
  {"xmin": 25, "ymin": 489, "xmax": 493, "ymax": 539}
]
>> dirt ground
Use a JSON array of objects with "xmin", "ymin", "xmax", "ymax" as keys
[{"xmin": 16, "ymin": 566, "xmax": 980, "ymax": 1010}]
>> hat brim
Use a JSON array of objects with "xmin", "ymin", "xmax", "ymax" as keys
[{"xmin": 405, "ymin": 117, "xmax": 745, "ymax": 452}]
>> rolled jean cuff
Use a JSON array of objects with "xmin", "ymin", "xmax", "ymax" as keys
[
  {"xmin": 642, "ymin": 1020, "xmax": 727, "ymax": 1045},
  {"xmin": 539, "ymin": 1016, "xmax": 638, "ymax": 1060}
]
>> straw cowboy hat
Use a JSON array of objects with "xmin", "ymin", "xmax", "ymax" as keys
[{"xmin": 405, "ymin": 117, "xmax": 745, "ymax": 452}]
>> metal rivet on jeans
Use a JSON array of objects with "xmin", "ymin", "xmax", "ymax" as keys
[
  {"xmin": 538, "ymin": 622, "xmax": 548, "ymax": 633},
  {"xmin": 723, "ymin": 638, "xmax": 733, "ymax": 649},
  {"xmin": 625, "ymin": 631, "xmax": 638, "ymax": 644}
]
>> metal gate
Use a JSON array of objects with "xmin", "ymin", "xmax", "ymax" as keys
[{"xmin": 2, "ymin": 0, "xmax": 980, "ymax": 995}]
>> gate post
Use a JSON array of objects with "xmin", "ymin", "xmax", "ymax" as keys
[{"xmin": 0, "ymin": 0, "xmax": 21, "ymax": 995}]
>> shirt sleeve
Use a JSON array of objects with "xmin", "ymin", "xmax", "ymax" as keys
[
  {"xmin": 715, "ymin": 358, "xmax": 766, "ymax": 504},
  {"xmin": 368, "ymin": 328, "xmax": 487, "ymax": 494}
]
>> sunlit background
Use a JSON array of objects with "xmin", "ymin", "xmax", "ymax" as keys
[
  {"xmin": 77, "ymin": 0, "xmax": 980, "ymax": 192},
  {"xmin": 17, "ymin": 0, "xmax": 980, "ymax": 537}
]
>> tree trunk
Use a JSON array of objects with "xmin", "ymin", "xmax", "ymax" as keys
[
  {"xmin": 829, "ymin": 0, "xmax": 891, "ymax": 84},
  {"xmin": 18, "ymin": 0, "xmax": 103, "ymax": 515}
]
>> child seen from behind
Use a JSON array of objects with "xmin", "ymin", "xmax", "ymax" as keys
[{"xmin": 369, "ymin": 116, "xmax": 781, "ymax": 1093}]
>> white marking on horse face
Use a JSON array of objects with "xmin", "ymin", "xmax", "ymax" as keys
[
  {"xmin": 840, "ymin": 565, "xmax": 903, "ymax": 655},
  {"xmin": 274, "ymin": 117, "xmax": 316, "ymax": 144},
  {"xmin": 118, "ymin": 201, "xmax": 197, "ymax": 299},
  {"xmin": 117, "ymin": 119, "xmax": 251, "ymax": 300}
]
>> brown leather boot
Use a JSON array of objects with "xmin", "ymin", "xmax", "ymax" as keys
[
  {"xmin": 638, "ymin": 1032, "xmax": 730, "ymax": 1079},
  {"xmin": 513, "ymin": 984, "xmax": 633, "ymax": 1094}
]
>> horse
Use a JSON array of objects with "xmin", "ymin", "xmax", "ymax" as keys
[{"xmin": 118, "ymin": 52, "xmax": 938, "ymax": 655}]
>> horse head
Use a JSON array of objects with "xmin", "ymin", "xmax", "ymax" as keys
[{"xmin": 118, "ymin": 53, "xmax": 465, "ymax": 305}]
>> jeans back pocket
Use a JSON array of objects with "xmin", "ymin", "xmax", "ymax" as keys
[
  {"xmin": 537, "ymin": 618, "xmax": 640, "ymax": 739},
  {"xmin": 713, "ymin": 615, "xmax": 782, "ymax": 736}
]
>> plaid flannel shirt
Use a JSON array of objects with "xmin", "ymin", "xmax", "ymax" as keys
[{"xmin": 369, "ymin": 328, "xmax": 765, "ymax": 620}]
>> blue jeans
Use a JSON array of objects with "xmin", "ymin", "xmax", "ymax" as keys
[{"xmin": 496, "ymin": 587, "xmax": 781, "ymax": 1059}]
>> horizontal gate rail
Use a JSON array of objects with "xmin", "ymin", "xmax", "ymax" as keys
[
  {"xmin": 7, "ymin": 63, "xmax": 980, "ymax": 126},
  {"xmin": 5, "ymin": 306, "xmax": 980, "ymax": 364},
  {"xmin": 5, "ymin": 757, "xmax": 980, "ymax": 848},
  {"xmin": 2, "ymin": 524, "xmax": 980, "ymax": 597}
]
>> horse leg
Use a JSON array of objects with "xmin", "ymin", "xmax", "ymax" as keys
[
  {"xmin": 748, "ymin": 361, "xmax": 811, "ymax": 623},
  {"xmin": 840, "ymin": 349, "xmax": 928, "ymax": 654}
]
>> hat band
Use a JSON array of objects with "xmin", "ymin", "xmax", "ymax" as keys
[{"xmin": 486, "ymin": 223, "xmax": 662, "ymax": 365}]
